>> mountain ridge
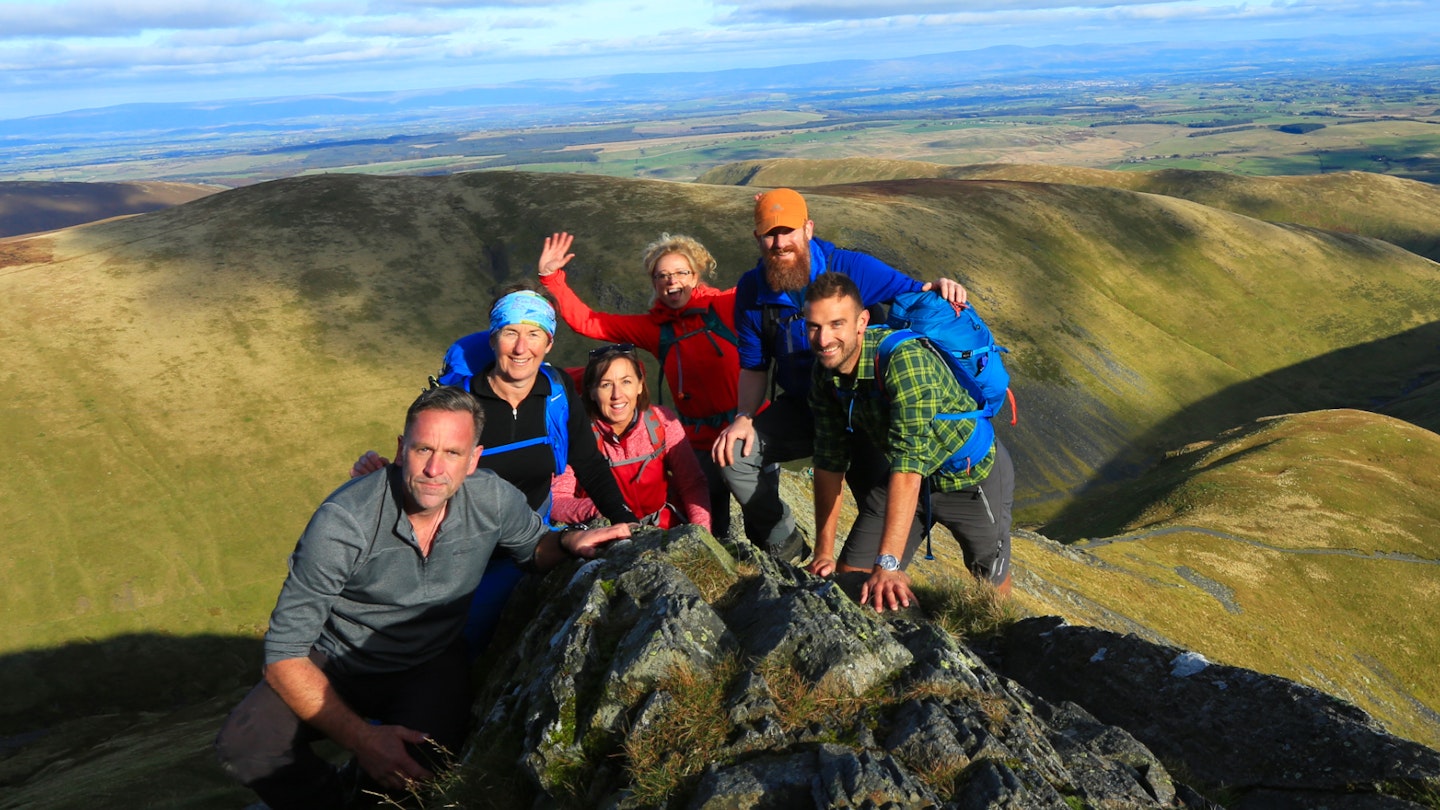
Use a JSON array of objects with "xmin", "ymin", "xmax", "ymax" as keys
[{"xmin": 2, "ymin": 162, "xmax": 1439, "ymax": 802}]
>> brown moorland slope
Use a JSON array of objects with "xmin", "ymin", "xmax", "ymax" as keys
[
  {"xmin": 0, "ymin": 180, "xmax": 222, "ymax": 238},
  {"xmin": 699, "ymin": 157, "xmax": 1440, "ymax": 261}
]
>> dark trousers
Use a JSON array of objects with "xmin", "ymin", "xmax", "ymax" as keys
[
  {"xmin": 721, "ymin": 393, "xmax": 888, "ymax": 549},
  {"xmin": 693, "ymin": 448, "xmax": 734, "ymax": 540},
  {"xmin": 840, "ymin": 439, "xmax": 1015, "ymax": 583},
  {"xmin": 214, "ymin": 644, "xmax": 472, "ymax": 810}
]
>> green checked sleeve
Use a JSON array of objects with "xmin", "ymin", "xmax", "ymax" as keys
[{"xmin": 882, "ymin": 338, "xmax": 993, "ymax": 487}]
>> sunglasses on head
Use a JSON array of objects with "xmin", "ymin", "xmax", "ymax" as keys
[{"xmin": 588, "ymin": 343, "xmax": 636, "ymax": 359}]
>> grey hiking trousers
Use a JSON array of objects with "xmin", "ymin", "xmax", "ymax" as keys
[
  {"xmin": 720, "ymin": 393, "xmax": 887, "ymax": 552},
  {"xmin": 839, "ymin": 438, "xmax": 1015, "ymax": 583}
]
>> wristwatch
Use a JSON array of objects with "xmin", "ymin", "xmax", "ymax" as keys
[{"xmin": 875, "ymin": 554, "xmax": 900, "ymax": 571}]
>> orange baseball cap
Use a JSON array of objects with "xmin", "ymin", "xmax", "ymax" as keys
[{"xmin": 754, "ymin": 188, "xmax": 809, "ymax": 235}]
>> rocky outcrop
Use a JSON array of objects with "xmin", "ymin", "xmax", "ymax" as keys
[
  {"xmin": 463, "ymin": 526, "xmax": 1440, "ymax": 808},
  {"xmin": 994, "ymin": 617, "xmax": 1440, "ymax": 809}
]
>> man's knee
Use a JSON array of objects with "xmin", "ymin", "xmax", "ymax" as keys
[{"xmin": 214, "ymin": 679, "xmax": 305, "ymax": 787}]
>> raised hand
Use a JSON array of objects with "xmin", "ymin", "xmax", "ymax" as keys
[{"xmin": 538, "ymin": 232, "xmax": 576, "ymax": 276}]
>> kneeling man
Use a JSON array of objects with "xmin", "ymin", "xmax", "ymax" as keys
[
  {"xmin": 803, "ymin": 272, "xmax": 1015, "ymax": 612},
  {"xmin": 215, "ymin": 386, "xmax": 628, "ymax": 808}
]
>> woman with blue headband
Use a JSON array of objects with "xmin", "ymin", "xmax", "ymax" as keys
[{"xmin": 351, "ymin": 284, "xmax": 636, "ymax": 651}]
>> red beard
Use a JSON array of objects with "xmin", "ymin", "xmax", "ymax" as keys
[{"xmin": 762, "ymin": 243, "xmax": 811, "ymax": 292}]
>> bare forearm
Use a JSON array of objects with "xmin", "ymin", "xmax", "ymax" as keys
[
  {"xmin": 813, "ymin": 469, "xmax": 845, "ymax": 560},
  {"xmin": 880, "ymin": 472, "xmax": 923, "ymax": 561},
  {"xmin": 266, "ymin": 657, "xmax": 370, "ymax": 750},
  {"xmin": 531, "ymin": 530, "xmax": 574, "ymax": 571},
  {"xmin": 736, "ymin": 368, "xmax": 767, "ymax": 416}
]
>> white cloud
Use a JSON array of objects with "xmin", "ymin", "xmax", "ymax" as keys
[
  {"xmin": 0, "ymin": 0, "xmax": 276, "ymax": 39},
  {"xmin": 714, "ymin": 0, "xmax": 1174, "ymax": 24},
  {"xmin": 344, "ymin": 16, "xmax": 472, "ymax": 36},
  {"xmin": 368, "ymin": 0, "xmax": 574, "ymax": 9},
  {"xmin": 161, "ymin": 23, "xmax": 330, "ymax": 48},
  {"xmin": 0, "ymin": 0, "xmax": 1436, "ymax": 117},
  {"xmin": 490, "ymin": 15, "xmax": 554, "ymax": 29}
]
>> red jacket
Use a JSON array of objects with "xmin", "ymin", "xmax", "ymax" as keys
[
  {"xmin": 542, "ymin": 270, "xmax": 740, "ymax": 451},
  {"xmin": 551, "ymin": 406, "xmax": 711, "ymax": 531}
]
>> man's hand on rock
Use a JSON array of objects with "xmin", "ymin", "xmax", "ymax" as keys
[
  {"xmin": 565, "ymin": 523, "xmax": 633, "ymax": 558},
  {"xmin": 807, "ymin": 555, "xmax": 837, "ymax": 578},
  {"xmin": 859, "ymin": 568, "xmax": 915, "ymax": 613},
  {"xmin": 354, "ymin": 723, "xmax": 435, "ymax": 791}
]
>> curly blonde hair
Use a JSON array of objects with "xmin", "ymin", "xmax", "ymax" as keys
[{"xmin": 641, "ymin": 233, "xmax": 717, "ymax": 282}]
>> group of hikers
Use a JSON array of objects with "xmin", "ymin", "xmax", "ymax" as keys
[{"xmin": 215, "ymin": 188, "xmax": 1018, "ymax": 808}]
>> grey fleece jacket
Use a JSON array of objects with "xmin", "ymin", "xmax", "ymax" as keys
[{"xmin": 263, "ymin": 465, "xmax": 545, "ymax": 675}]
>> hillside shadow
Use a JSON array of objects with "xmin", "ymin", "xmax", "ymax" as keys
[
  {"xmin": 0, "ymin": 633, "xmax": 262, "ymax": 739},
  {"xmin": 1042, "ymin": 320, "xmax": 1440, "ymax": 541}
]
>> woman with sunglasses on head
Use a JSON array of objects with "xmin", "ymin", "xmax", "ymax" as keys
[
  {"xmin": 551, "ymin": 345, "xmax": 711, "ymax": 531},
  {"xmin": 538, "ymin": 232, "xmax": 741, "ymax": 538}
]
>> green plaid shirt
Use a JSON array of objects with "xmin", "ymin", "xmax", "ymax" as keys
[{"xmin": 810, "ymin": 327, "xmax": 995, "ymax": 492}]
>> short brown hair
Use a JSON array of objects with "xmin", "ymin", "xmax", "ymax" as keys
[
  {"xmin": 581, "ymin": 348, "xmax": 651, "ymax": 422},
  {"xmin": 804, "ymin": 271, "xmax": 862, "ymax": 308},
  {"xmin": 405, "ymin": 386, "xmax": 485, "ymax": 446}
]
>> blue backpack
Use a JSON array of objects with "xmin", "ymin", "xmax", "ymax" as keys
[
  {"xmin": 437, "ymin": 330, "xmax": 570, "ymax": 477},
  {"xmin": 874, "ymin": 292, "xmax": 1016, "ymax": 558},
  {"xmin": 869, "ymin": 289, "xmax": 1019, "ymax": 472}
]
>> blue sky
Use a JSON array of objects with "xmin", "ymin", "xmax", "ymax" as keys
[{"xmin": 1, "ymin": 0, "xmax": 1437, "ymax": 119}]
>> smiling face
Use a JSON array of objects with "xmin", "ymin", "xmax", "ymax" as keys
[
  {"xmin": 756, "ymin": 221, "xmax": 814, "ymax": 292},
  {"xmin": 805, "ymin": 293, "xmax": 869, "ymax": 375},
  {"xmin": 490, "ymin": 324, "xmax": 553, "ymax": 385},
  {"xmin": 592, "ymin": 355, "xmax": 642, "ymax": 429},
  {"xmin": 649, "ymin": 252, "xmax": 699, "ymax": 310},
  {"xmin": 396, "ymin": 408, "xmax": 482, "ymax": 516}
]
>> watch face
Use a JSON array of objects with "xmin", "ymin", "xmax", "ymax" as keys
[{"xmin": 876, "ymin": 554, "xmax": 900, "ymax": 571}]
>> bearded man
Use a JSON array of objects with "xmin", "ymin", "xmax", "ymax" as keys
[{"xmin": 711, "ymin": 188, "xmax": 967, "ymax": 561}]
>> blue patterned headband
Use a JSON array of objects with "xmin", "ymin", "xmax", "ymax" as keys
[{"xmin": 489, "ymin": 290, "xmax": 556, "ymax": 336}]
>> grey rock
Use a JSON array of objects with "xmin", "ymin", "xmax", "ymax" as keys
[
  {"xmin": 998, "ymin": 616, "xmax": 1440, "ymax": 801},
  {"xmin": 725, "ymin": 574, "xmax": 915, "ymax": 696},
  {"xmin": 464, "ymin": 527, "xmax": 1440, "ymax": 810},
  {"xmin": 688, "ymin": 750, "xmax": 818, "ymax": 809}
]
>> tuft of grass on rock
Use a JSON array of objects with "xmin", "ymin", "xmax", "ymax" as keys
[
  {"xmin": 622, "ymin": 654, "xmax": 744, "ymax": 808},
  {"xmin": 913, "ymin": 572, "xmax": 1024, "ymax": 642}
]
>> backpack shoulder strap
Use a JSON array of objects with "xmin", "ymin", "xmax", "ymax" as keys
[
  {"xmin": 873, "ymin": 329, "xmax": 920, "ymax": 394},
  {"xmin": 540, "ymin": 365, "xmax": 570, "ymax": 475},
  {"xmin": 642, "ymin": 408, "xmax": 665, "ymax": 451}
]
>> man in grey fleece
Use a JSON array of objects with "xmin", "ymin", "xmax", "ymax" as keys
[{"xmin": 215, "ymin": 386, "xmax": 629, "ymax": 809}]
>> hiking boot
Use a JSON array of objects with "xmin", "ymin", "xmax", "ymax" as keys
[
  {"xmin": 770, "ymin": 526, "xmax": 811, "ymax": 566},
  {"xmin": 995, "ymin": 572, "xmax": 1013, "ymax": 599}
]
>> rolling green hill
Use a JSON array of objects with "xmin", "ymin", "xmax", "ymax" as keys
[
  {"xmin": 699, "ymin": 157, "xmax": 1440, "ymax": 261},
  {"xmin": 4, "ymin": 168, "xmax": 1437, "ymax": 657},
  {"xmin": 3, "ymin": 165, "xmax": 1440, "ymax": 801}
]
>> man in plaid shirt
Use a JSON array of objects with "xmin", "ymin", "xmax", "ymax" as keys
[{"xmin": 803, "ymin": 272, "xmax": 1015, "ymax": 611}]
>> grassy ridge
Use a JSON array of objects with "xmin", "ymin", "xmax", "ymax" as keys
[
  {"xmin": 698, "ymin": 157, "xmax": 1440, "ymax": 261},
  {"xmin": 4, "ymin": 167, "xmax": 1440, "ymax": 803},
  {"xmin": 994, "ymin": 409, "xmax": 1440, "ymax": 748},
  {"xmin": 4, "ymin": 168, "xmax": 1438, "ymax": 664}
]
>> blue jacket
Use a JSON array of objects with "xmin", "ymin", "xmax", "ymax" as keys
[{"xmin": 733, "ymin": 237, "xmax": 924, "ymax": 398}]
